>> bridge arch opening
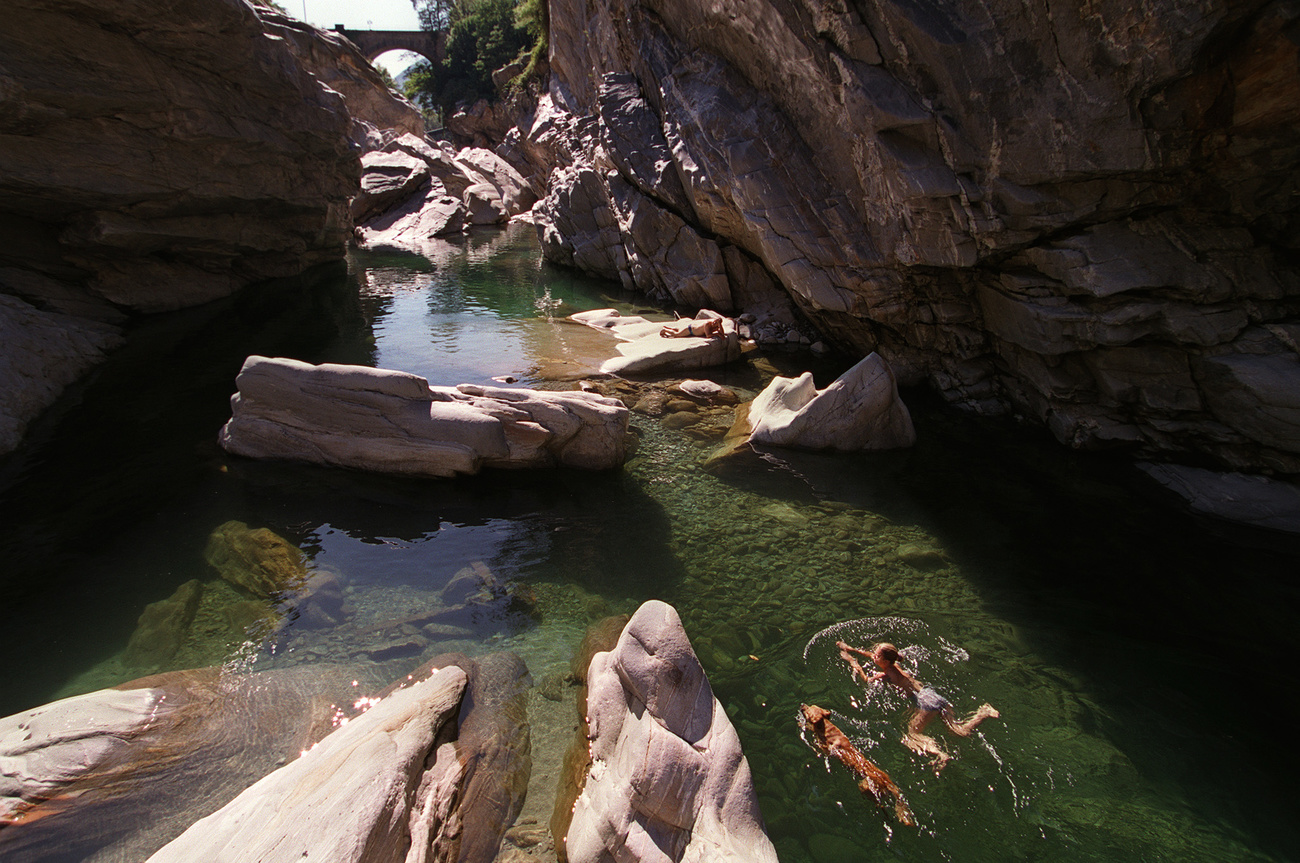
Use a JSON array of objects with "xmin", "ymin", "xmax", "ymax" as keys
[
  {"xmin": 374, "ymin": 50, "xmax": 426, "ymax": 82},
  {"xmin": 335, "ymin": 26, "xmax": 446, "ymax": 68}
]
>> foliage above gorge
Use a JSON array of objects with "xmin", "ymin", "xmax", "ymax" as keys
[{"xmin": 405, "ymin": 0, "xmax": 547, "ymax": 119}]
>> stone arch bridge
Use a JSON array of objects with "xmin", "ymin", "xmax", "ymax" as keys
[{"xmin": 334, "ymin": 26, "xmax": 446, "ymax": 66}]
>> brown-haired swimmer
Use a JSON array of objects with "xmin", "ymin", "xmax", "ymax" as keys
[
  {"xmin": 838, "ymin": 640, "xmax": 1000, "ymax": 773},
  {"xmin": 800, "ymin": 703, "xmax": 915, "ymax": 826}
]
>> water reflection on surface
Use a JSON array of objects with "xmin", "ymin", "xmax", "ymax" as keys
[{"xmin": 1, "ymin": 224, "xmax": 1296, "ymax": 862}]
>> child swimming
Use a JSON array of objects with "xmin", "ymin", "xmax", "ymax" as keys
[{"xmin": 838, "ymin": 640, "xmax": 1000, "ymax": 772}]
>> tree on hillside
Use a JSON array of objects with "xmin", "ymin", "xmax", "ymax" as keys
[
  {"xmin": 406, "ymin": 0, "xmax": 539, "ymax": 117},
  {"xmin": 415, "ymin": 0, "xmax": 454, "ymax": 31}
]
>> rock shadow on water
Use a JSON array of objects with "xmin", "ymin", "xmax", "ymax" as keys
[{"xmin": 240, "ymin": 448, "xmax": 685, "ymax": 585}]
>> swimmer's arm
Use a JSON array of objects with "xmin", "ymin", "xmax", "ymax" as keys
[
  {"xmin": 845, "ymin": 660, "xmax": 883, "ymax": 686},
  {"xmin": 836, "ymin": 641, "xmax": 874, "ymax": 658}
]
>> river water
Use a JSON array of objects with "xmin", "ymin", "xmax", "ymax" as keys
[{"xmin": 1, "ymin": 223, "xmax": 1297, "ymax": 862}]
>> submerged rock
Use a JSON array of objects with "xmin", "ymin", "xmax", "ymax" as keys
[
  {"xmin": 218, "ymin": 356, "xmax": 630, "ymax": 477},
  {"xmin": 122, "ymin": 580, "xmax": 204, "ymax": 668},
  {"xmin": 204, "ymin": 520, "xmax": 309, "ymax": 599},
  {"xmin": 561, "ymin": 600, "xmax": 778, "ymax": 863},
  {"xmin": 747, "ymin": 353, "xmax": 915, "ymax": 452}
]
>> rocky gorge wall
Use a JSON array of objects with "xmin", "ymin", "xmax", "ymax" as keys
[
  {"xmin": 0, "ymin": 0, "xmax": 423, "ymax": 455},
  {"xmin": 528, "ymin": 0, "xmax": 1300, "ymax": 478}
]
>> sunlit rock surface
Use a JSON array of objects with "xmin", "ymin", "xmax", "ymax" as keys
[
  {"xmin": 143, "ymin": 652, "xmax": 530, "ymax": 863},
  {"xmin": 405, "ymin": 652, "xmax": 533, "ymax": 863},
  {"xmin": 355, "ymin": 135, "xmax": 538, "ymax": 252},
  {"xmin": 569, "ymin": 308, "xmax": 744, "ymax": 375},
  {"xmin": 1, "ymin": 651, "xmax": 532, "ymax": 863},
  {"xmin": 747, "ymin": 353, "xmax": 916, "ymax": 452},
  {"xmin": 145, "ymin": 667, "xmax": 468, "ymax": 863},
  {"xmin": 530, "ymin": 0, "xmax": 1300, "ymax": 476},
  {"xmin": 0, "ymin": 666, "xmax": 360, "ymax": 862},
  {"xmin": 563, "ymin": 600, "xmax": 778, "ymax": 863},
  {"xmin": 550, "ymin": 614, "xmax": 630, "ymax": 856},
  {"xmin": 218, "ymin": 355, "xmax": 630, "ymax": 475}
]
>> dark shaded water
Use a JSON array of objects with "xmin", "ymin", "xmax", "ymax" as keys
[{"xmin": 1, "ymin": 223, "xmax": 1297, "ymax": 862}]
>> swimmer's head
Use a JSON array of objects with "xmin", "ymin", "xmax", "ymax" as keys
[{"xmin": 871, "ymin": 643, "xmax": 900, "ymax": 664}]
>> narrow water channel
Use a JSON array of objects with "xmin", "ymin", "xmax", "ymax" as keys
[{"xmin": 1, "ymin": 223, "xmax": 1296, "ymax": 862}]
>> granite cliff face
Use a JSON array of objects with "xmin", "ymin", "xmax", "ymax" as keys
[
  {"xmin": 0, "ymin": 0, "xmax": 417, "ymax": 455},
  {"xmin": 530, "ymin": 0, "xmax": 1300, "ymax": 477}
]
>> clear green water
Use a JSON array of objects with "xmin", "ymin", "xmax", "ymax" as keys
[{"xmin": 1, "ymin": 222, "xmax": 1297, "ymax": 862}]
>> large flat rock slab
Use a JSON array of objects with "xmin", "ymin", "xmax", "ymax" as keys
[
  {"xmin": 569, "ymin": 309, "xmax": 745, "ymax": 376},
  {"xmin": 218, "ymin": 356, "xmax": 630, "ymax": 477}
]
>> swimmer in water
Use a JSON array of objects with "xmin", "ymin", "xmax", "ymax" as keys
[{"xmin": 837, "ymin": 640, "xmax": 1000, "ymax": 772}]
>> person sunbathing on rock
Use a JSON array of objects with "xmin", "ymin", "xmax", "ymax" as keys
[
  {"xmin": 659, "ymin": 316, "xmax": 724, "ymax": 338},
  {"xmin": 837, "ymin": 640, "xmax": 1000, "ymax": 772}
]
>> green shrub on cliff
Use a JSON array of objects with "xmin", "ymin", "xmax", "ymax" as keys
[
  {"xmin": 514, "ymin": 0, "xmax": 548, "ymax": 83},
  {"xmin": 406, "ymin": 0, "xmax": 542, "ymax": 116}
]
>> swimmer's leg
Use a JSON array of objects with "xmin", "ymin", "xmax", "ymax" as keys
[
  {"xmin": 904, "ymin": 708, "xmax": 951, "ymax": 772},
  {"xmin": 942, "ymin": 703, "xmax": 1001, "ymax": 737}
]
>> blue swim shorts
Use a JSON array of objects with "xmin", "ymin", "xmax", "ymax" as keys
[{"xmin": 912, "ymin": 686, "xmax": 951, "ymax": 712}]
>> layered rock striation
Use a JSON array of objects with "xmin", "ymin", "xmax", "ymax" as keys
[
  {"xmin": 256, "ymin": 7, "xmax": 427, "ymax": 152},
  {"xmin": 529, "ymin": 0, "xmax": 1300, "ymax": 479},
  {"xmin": 0, "ymin": 0, "xmax": 359, "ymax": 313},
  {"xmin": 218, "ymin": 355, "xmax": 631, "ymax": 476},
  {"xmin": 0, "ymin": 0, "xmax": 406, "ymax": 456}
]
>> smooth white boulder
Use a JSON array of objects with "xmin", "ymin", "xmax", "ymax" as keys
[
  {"xmin": 146, "ymin": 666, "xmax": 468, "ymax": 863},
  {"xmin": 748, "ymin": 352, "xmax": 915, "ymax": 451},
  {"xmin": 569, "ymin": 309, "xmax": 744, "ymax": 376},
  {"xmin": 565, "ymin": 600, "xmax": 778, "ymax": 863},
  {"xmin": 218, "ymin": 356, "xmax": 629, "ymax": 476},
  {"xmin": 0, "ymin": 687, "xmax": 162, "ymax": 824}
]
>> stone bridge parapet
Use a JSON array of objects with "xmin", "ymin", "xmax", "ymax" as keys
[{"xmin": 334, "ymin": 26, "xmax": 446, "ymax": 66}]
